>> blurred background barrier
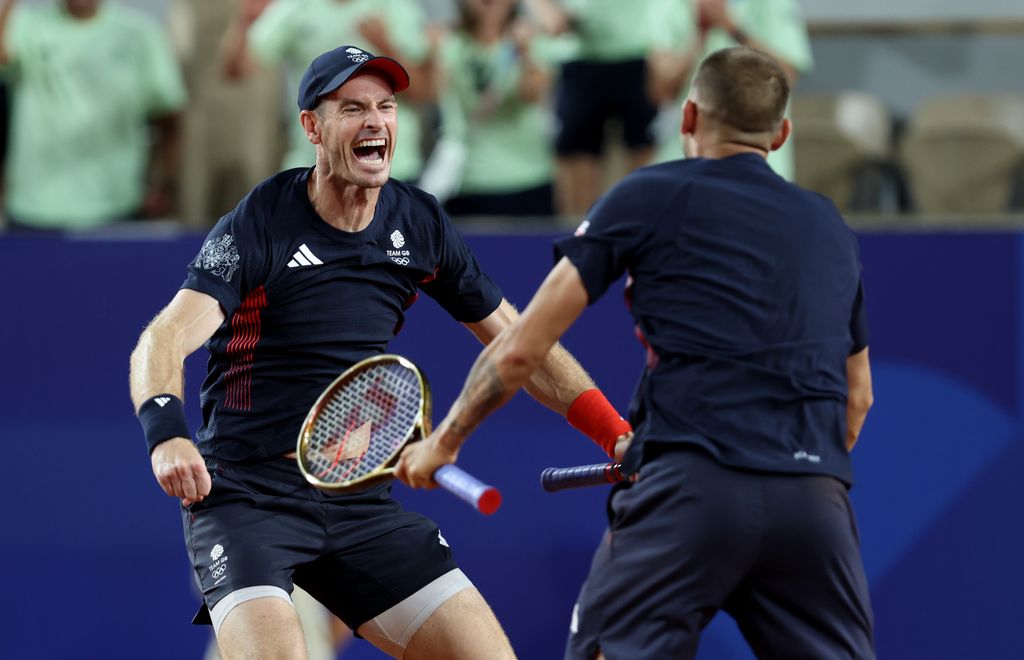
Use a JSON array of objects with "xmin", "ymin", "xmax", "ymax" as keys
[{"xmin": 0, "ymin": 225, "xmax": 1021, "ymax": 659}]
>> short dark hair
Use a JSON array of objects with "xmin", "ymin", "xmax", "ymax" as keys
[{"xmin": 692, "ymin": 47, "xmax": 790, "ymax": 134}]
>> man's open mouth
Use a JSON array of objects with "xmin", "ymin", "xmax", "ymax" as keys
[{"xmin": 353, "ymin": 138, "xmax": 387, "ymax": 165}]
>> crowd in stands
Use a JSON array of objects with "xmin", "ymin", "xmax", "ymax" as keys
[{"xmin": 0, "ymin": 0, "xmax": 1021, "ymax": 233}]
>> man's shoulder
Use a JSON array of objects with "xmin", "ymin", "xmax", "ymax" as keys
[
  {"xmin": 232, "ymin": 168, "xmax": 307, "ymax": 228},
  {"xmin": 386, "ymin": 179, "xmax": 442, "ymax": 217},
  {"xmin": 605, "ymin": 160, "xmax": 694, "ymax": 201}
]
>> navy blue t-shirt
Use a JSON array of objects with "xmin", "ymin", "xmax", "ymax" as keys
[
  {"xmin": 556, "ymin": 154, "xmax": 868, "ymax": 484},
  {"xmin": 183, "ymin": 169, "xmax": 502, "ymax": 461}
]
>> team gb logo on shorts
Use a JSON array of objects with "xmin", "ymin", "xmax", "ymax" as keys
[{"xmin": 346, "ymin": 47, "xmax": 370, "ymax": 63}]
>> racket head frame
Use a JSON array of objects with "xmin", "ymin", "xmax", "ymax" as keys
[{"xmin": 296, "ymin": 354, "xmax": 432, "ymax": 490}]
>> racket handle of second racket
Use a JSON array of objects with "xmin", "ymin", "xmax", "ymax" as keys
[
  {"xmin": 434, "ymin": 464, "xmax": 502, "ymax": 515},
  {"xmin": 541, "ymin": 462, "xmax": 626, "ymax": 492}
]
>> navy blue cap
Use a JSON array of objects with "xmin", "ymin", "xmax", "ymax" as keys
[{"xmin": 297, "ymin": 45, "xmax": 410, "ymax": 111}]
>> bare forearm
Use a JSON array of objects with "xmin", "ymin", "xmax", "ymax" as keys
[
  {"xmin": 845, "ymin": 348, "xmax": 873, "ymax": 451},
  {"xmin": 523, "ymin": 341, "xmax": 595, "ymax": 415},
  {"xmin": 443, "ymin": 260, "xmax": 591, "ymax": 450},
  {"xmin": 436, "ymin": 355, "xmax": 514, "ymax": 452},
  {"xmin": 436, "ymin": 324, "xmax": 549, "ymax": 452},
  {"xmin": 129, "ymin": 324, "xmax": 186, "ymax": 411},
  {"xmin": 846, "ymin": 400, "xmax": 871, "ymax": 451},
  {"xmin": 437, "ymin": 337, "xmax": 593, "ymax": 453}
]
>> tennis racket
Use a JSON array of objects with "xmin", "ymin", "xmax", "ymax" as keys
[
  {"xmin": 296, "ymin": 354, "xmax": 502, "ymax": 515},
  {"xmin": 541, "ymin": 462, "xmax": 627, "ymax": 492}
]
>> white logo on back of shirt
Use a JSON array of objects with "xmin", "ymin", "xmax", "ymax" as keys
[
  {"xmin": 287, "ymin": 244, "xmax": 324, "ymax": 268},
  {"xmin": 793, "ymin": 450, "xmax": 821, "ymax": 464}
]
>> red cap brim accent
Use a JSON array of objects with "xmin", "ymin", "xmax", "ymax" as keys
[{"xmin": 359, "ymin": 58, "xmax": 410, "ymax": 93}]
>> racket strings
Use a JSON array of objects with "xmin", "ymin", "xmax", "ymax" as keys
[{"xmin": 305, "ymin": 362, "xmax": 422, "ymax": 484}]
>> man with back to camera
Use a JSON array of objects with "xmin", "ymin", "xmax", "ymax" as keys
[
  {"xmin": 129, "ymin": 44, "xmax": 631, "ymax": 660},
  {"xmin": 397, "ymin": 46, "xmax": 876, "ymax": 660}
]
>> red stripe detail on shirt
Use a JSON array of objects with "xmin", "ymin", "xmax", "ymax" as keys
[
  {"xmin": 624, "ymin": 273, "xmax": 659, "ymax": 369},
  {"xmin": 224, "ymin": 286, "xmax": 267, "ymax": 410}
]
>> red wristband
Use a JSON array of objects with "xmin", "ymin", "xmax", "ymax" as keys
[{"xmin": 566, "ymin": 389, "xmax": 632, "ymax": 458}]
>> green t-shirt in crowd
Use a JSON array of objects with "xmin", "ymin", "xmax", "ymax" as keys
[
  {"xmin": 250, "ymin": 0, "xmax": 428, "ymax": 181},
  {"xmin": 560, "ymin": 0, "xmax": 664, "ymax": 61},
  {"xmin": 439, "ymin": 33, "xmax": 556, "ymax": 195},
  {"xmin": 3, "ymin": 2, "xmax": 187, "ymax": 229},
  {"xmin": 652, "ymin": 0, "xmax": 813, "ymax": 181}
]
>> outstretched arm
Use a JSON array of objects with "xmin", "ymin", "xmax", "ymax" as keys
[
  {"xmin": 130, "ymin": 289, "xmax": 225, "ymax": 504},
  {"xmin": 462, "ymin": 296, "xmax": 591, "ymax": 418},
  {"xmin": 396, "ymin": 259, "xmax": 630, "ymax": 487}
]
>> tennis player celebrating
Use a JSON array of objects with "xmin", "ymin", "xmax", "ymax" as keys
[
  {"xmin": 129, "ymin": 45, "xmax": 628, "ymax": 660},
  {"xmin": 397, "ymin": 47, "xmax": 876, "ymax": 660}
]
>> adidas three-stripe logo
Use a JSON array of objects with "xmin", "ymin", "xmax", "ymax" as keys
[
  {"xmin": 288, "ymin": 244, "xmax": 324, "ymax": 268},
  {"xmin": 154, "ymin": 396, "xmax": 172, "ymax": 407}
]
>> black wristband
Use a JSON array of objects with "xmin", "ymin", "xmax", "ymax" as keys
[{"xmin": 138, "ymin": 394, "xmax": 191, "ymax": 454}]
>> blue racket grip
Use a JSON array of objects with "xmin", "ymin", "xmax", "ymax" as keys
[
  {"xmin": 434, "ymin": 464, "xmax": 502, "ymax": 515},
  {"xmin": 541, "ymin": 463, "xmax": 626, "ymax": 492}
]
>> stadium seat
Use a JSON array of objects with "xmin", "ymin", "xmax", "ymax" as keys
[
  {"xmin": 791, "ymin": 92, "xmax": 899, "ymax": 212},
  {"xmin": 901, "ymin": 94, "xmax": 1024, "ymax": 214}
]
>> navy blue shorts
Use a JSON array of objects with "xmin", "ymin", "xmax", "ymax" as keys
[
  {"xmin": 566, "ymin": 446, "xmax": 875, "ymax": 660},
  {"xmin": 555, "ymin": 59, "xmax": 658, "ymax": 156},
  {"xmin": 182, "ymin": 457, "xmax": 458, "ymax": 630}
]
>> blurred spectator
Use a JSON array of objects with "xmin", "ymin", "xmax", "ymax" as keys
[
  {"xmin": 646, "ymin": 0, "xmax": 701, "ymax": 162},
  {"xmin": 653, "ymin": 0, "xmax": 812, "ymax": 180},
  {"xmin": 527, "ymin": 0, "xmax": 663, "ymax": 216},
  {"xmin": 421, "ymin": 0, "xmax": 556, "ymax": 217},
  {"xmin": 168, "ymin": 0, "xmax": 284, "ymax": 228},
  {"xmin": 222, "ymin": 0, "xmax": 436, "ymax": 182},
  {"xmin": 0, "ymin": 0, "xmax": 186, "ymax": 231}
]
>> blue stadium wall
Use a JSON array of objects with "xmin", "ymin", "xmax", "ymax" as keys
[{"xmin": 0, "ymin": 230, "xmax": 1019, "ymax": 659}]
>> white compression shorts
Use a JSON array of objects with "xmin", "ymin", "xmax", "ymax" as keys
[{"xmin": 210, "ymin": 568, "xmax": 473, "ymax": 657}]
